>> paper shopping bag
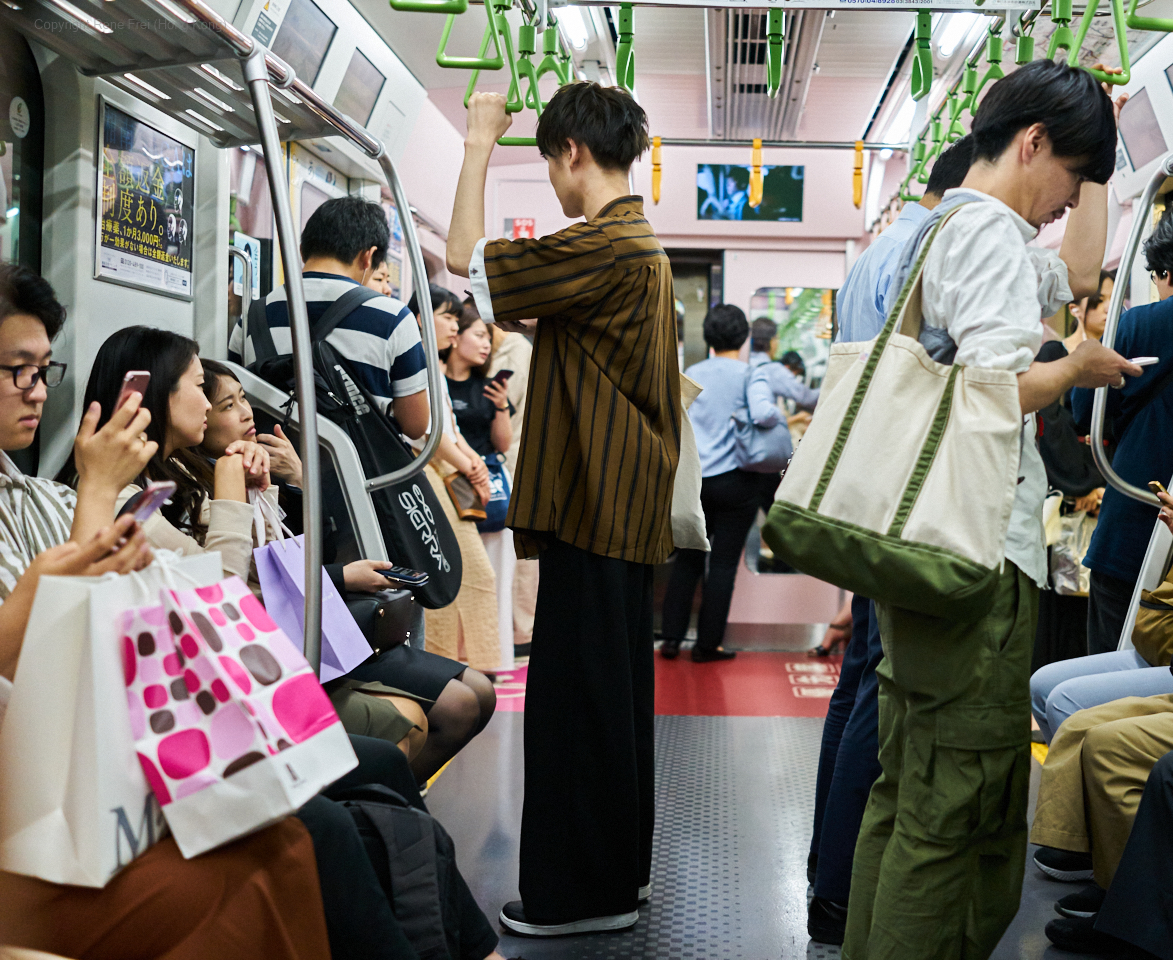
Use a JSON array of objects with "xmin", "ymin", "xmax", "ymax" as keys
[
  {"xmin": 128, "ymin": 576, "xmax": 356, "ymax": 858},
  {"xmin": 254, "ymin": 535, "xmax": 373, "ymax": 682},
  {"xmin": 0, "ymin": 552, "xmax": 223, "ymax": 887}
]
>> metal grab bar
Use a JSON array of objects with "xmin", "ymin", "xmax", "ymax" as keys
[
  {"xmin": 227, "ymin": 246, "xmax": 252, "ymax": 348},
  {"xmin": 1089, "ymin": 152, "xmax": 1173, "ymax": 507}
]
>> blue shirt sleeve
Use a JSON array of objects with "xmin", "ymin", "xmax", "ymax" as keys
[{"xmin": 747, "ymin": 366, "xmax": 783, "ymax": 426}]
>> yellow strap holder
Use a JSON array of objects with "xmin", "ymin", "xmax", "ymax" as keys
[
  {"xmin": 652, "ymin": 136, "xmax": 662, "ymax": 205},
  {"xmin": 749, "ymin": 138, "xmax": 764, "ymax": 209},
  {"xmin": 852, "ymin": 140, "xmax": 864, "ymax": 209}
]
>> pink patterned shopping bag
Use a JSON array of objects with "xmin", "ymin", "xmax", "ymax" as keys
[{"xmin": 124, "ymin": 576, "xmax": 356, "ymax": 858}]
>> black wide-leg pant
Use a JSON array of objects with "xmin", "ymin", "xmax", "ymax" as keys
[{"xmin": 519, "ymin": 539, "xmax": 655, "ymax": 923}]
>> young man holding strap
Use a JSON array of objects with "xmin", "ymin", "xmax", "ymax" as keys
[{"xmin": 448, "ymin": 82, "xmax": 681, "ymax": 936}]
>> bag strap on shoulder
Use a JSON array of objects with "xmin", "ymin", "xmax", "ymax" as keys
[
  {"xmin": 314, "ymin": 286, "xmax": 382, "ymax": 343},
  {"xmin": 887, "ymin": 202, "xmax": 972, "ymax": 345},
  {"xmin": 247, "ymin": 297, "xmax": 277, "ymax": 365}
]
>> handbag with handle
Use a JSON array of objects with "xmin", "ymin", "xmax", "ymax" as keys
[
  {"xmin": 763, "ymin": 205, "xmax": 1022, "ymax": 622},
  {"xmin": 732, "ymin": 365, "xmax": 794, "ymax": 474},
  {"xmin": 671, "ymin": 374, "xmax": 710, "ymax": 552},
  {"xmin": 476, "ymin": 454, "xmax": 511, "ymax": 533},
  {"xmin": 443, "ymin": 471, "xmax": 487, "ymax": 522}
]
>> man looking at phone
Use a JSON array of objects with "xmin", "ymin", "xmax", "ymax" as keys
[{"xmin": 448, "ymin": 83, "xmax": 680, "ymax": 936}]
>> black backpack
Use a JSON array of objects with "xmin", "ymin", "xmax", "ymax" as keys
[
  {"xmin": 247, "ymin": 289, "xmax": 462, "ymax": 609},
  {"xmin": 334, "ymin": 785, "xmax": 462, "ymax": 960}
]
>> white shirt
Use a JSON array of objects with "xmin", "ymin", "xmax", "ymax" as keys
[{"xmin": 920, "ymin": 190, "xmax": 1073, "ymax": 588}]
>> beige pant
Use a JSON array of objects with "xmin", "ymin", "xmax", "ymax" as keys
[
  {"xmin": 1031, "ymin": 693, "xmax": 1173, "ymax": 888},
  {"xmin": 422, "ymin": 464, "xmax": 500, "ymax": 673},
  {"xmin": 513, "ymin": 556, "xmax": 539, "ymax": 646}
]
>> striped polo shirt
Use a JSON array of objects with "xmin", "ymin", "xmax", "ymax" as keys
[
  {"xmin": 228, "ymin": 272, "xmax": 428, "ymax": 414},
  {"xmin": 470, "ymin": 196, "xmax": 681, "ymax": 565},
  {"xmin": 0, "ymin": 451, "xmax": 77, "ymax": 602}
]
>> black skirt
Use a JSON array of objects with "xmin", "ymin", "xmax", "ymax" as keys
[{"xmin": 346, "ymin": 644, "xmax": 468, "ymax": 712}]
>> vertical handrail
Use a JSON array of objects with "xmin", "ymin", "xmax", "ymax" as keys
[
  {"xmin": 1089, "ymin": 152, "xmax": 1173, "ymax": 507},
  {"xmin": 227, "ymin": 246, "xmax": 252, "ymax": 348},
  {"xmin": 240, "ymin": 45, "xmax": 325, "ymax": 672}
]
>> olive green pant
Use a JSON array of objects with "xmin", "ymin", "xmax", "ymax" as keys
[{"xmin": 842, "ymin": 563, "xmax": 1037, "ymax": 960}]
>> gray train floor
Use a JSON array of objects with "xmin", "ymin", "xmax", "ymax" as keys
[{"xmin": 428, "ymin": 711, "xmax": 1114, "ymax": 960}]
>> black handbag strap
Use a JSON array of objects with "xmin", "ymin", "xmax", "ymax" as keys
[
  {"xmin": 1114, "ymin": 362, "xmax": 1173, "ymax": 443},
  {"xmin": 246, "ymin": 285, "xmax": 381, "ymax": 365}
]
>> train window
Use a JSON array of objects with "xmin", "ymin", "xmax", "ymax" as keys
[
  {"xmin": 270, "ymin": 0, "xmax": 338, "ymax": 89},
  {"xmin": 0, "ymin": 20, "xmax": 44, "ymax": 270},
  {"xmin": 1119, "ymin": 87, "xmax": 1167, "ymax": 172},
  {"xmin": 333, "ymin": 49, "xmax": 386, "ymax": 127}
]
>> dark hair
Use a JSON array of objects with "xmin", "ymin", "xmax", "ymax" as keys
[
  {"xmin": 200, "ymin": 358, "xmax": 240, "ymax": 405},
  {"xmin": 56, "ymin": 327, "xmax": 215, "ymax": 540},
  {"xmin": 1144, "ymin": 206, "xmax": 1173, "ymax": 278},
  {"xmin": 407, "ymin": 282, "xmax": 462, "ymax": 320},
  {"xmin": 536, "ymin": 82, "xmax": 650, "ymax": 173},
  {"xmin": 300, "ymin": 196, "xmax": 390, "ymax": 268},
  {"xmin": 750, "ymin": 316, "xmax": 777, "ymax": 354},
  {"xmin": 0, "ymin": 263, "xmax": 65, "ymax": 340},
  {"xmin": 702, "ymin": 304, "xmax": 749, "ymax": 352},
  {"xmin": 781, "ymin": 350, "xmax": 806, "ymax": 374},
  {"xmin": 971, "ymin": 60, "xmax": 1116, "ymax": 184},
  {"xmin": 925, "ymin": 134, "xmax": 973, "ymax": 197}
]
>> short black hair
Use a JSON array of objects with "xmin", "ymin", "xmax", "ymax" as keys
[
  {"xmin": 536, "ymin": 82, "xmax": 650, "ymax": 173},
  {"xmin": 926, "ymin": 134, "xmax": 973, "ymax": 198},
  {"xmin": 1144, "ymin": 206, "xmax": 1173, "ymax": 278},
  {"xmin": 750, "ymin": 316, "xmax": 777, "ymax": 353},
  {"xmin": 781, "ymin": 350, "xmax": 805, "ymax": 373},
  {"xmin": 971, "ymin": 60, "xmax": 1116, "ymax": 184},
  {"xmin": 408, "ymin": 282, "xmax": 462, "ymax": 319},
  {"xmin": 300, "ymin": 196, "xmax": 390, "ymax": 268},
  {"xmin": 0, "ymin": 263, "xmax": 65, "ymax": 340},
  {"xmin": 702, "ymin": 304, "xmax": 748, "ymax": 352}
]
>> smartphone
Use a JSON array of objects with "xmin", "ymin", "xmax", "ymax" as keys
[
  {"xmin": 1131, "ymin": 357, "xmax": 1160, "ymax": 367},
  {"xmin": 1150, "ymin": 481, "xmax": 1168, "ymax": 497},
  {"xmin": 117, "ymin": 480, "xmax": 177, "ymax": 524},
  {"xmin": 490, "ymin": 369, "xmax": 514, "ymax": 386},
  {"xmin": 380, "ymin": 566, "xmax": 430, "ymax": 587},
  {"xmin": 116, "ymin": 371, "xmax": 151, "ymax": 410}
]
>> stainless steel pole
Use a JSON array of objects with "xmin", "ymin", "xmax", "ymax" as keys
[
  {"xmin": 227, "ymin": 246, "xmax": 252, "ymax": 348},
  {"xmin": 1089, "ymin": 152, "xmax": 1173, "ymax": 507},
  {"xmin": 241, "ymin": 44, "xmax": 325, "ymax": 672}
]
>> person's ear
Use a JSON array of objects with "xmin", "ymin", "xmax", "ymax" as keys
[
  {"xmin": 566, "ymin": 139, "xmax": 581, "ymax": 170},
  {"xmin": 1020, "ymin": 123, "xmax": 1048, "ymax": 164}
]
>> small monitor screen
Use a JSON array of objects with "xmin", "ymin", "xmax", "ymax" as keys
[
  {"xmin": 271, "ymin": 0, "xmax": 337, "ymax": 88},
  {"xmin": 333, "ymin": 49, "xmax": 386, "ymax": 126},
  {"xmin": 1120, "ymin": 87, "xmax": 1167, "ymax": 172},
  {"xmin": 697, "ymin": 164, "xmax": 803, "ymax": 222}
]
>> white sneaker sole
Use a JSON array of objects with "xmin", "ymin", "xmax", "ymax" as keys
[
  {"xmin": 1033, "ymin": 857, "xmax": 1094, "ymax": 883},
  {"xmin": 499, "ymin": 909, "xmax": 640, "ymax": 937},
  {"xmin": 638, "ymin": 883, "xmax": 652, "ymax": 902}
]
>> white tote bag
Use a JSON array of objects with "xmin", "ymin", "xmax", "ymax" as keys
[
  {"xmin": 671, "ymin": 374, "xmax": 710, "ymax": 552},
  {"xmin": 0, "ymin": 551, "xmax": 223, "ymax": 887}
]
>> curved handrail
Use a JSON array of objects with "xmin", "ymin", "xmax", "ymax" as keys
[
  {"xmin": 1089, "ymin": 152, "xmax": 1173, "ymax": 507},
  {"xmin": 227, "ymin": 245, "xmax": 252, "ymax": 348}
]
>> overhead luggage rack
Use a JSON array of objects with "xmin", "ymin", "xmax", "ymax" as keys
[{"xmin": 0, "ymin": 0, "xmax": 446, "ymax": 675}]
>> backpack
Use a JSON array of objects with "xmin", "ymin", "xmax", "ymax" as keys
[
  {"xmin": 246, "ymin": 289, "xmax": 463, "ymax": 609},
  {"xmin": 334, "ymin": 785, "xmax": 462, "ymax": 960}
]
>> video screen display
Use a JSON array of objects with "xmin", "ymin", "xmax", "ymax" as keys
[
  {"xmin": 697, "ymin": 164, "xmax": 803, "ymax": 222},
  {"xmin": 270, "ymin": 0, "xmax": 337, "ymax": 88},
  {"xmin": 334, "ymin": 49, "xmax": 385, "ymax": 126},
  {"xmin": 1120, "ymin": 87, "xmax": 1168, "ymax": 172}
]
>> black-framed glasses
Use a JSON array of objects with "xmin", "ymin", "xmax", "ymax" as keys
[{"xmin": 0, "ymin": 362, "xmax": 67, "ymax": 390}]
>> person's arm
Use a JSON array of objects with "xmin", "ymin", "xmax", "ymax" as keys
[
  {"xmin": 257, "ymin": 423, "xmax": 303, "ymax": 489},
  {"xmin": 1058, "ymin": 182, "xmax": 1109, "ymax": 301},
  {"xmin": 447, "ymin": 94, "xmax": 513, "ymax": 278},
  {"xmin": 747, "ymin": 369, "xmax": 784, "ymax": 427},
  {"xmin": 0, "ymin": 517, "xmax": 151, "ymax": 680},
  {"xmin": 483, "ymin": 378, "xmax": 513, "ymax": 453},
  {"xmin": 769, "ymin": 365, "xmax": 820, "ymax": 410},
  {"xmin": 393, "ymin": 389, "xmax": 430, "ymax": 441},
  {"xmin": 1018, "ymin": 338, "xmax": 1142, "ymax": 414}
]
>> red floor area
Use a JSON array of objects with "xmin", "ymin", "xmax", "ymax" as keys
[{"xmin": 654, "ymin": 651, "xmax": 842, "ymax": 717}]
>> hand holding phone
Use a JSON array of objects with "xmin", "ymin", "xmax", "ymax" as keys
[
  {"xmin": 1150, "ymin": 481, "xmax": 1169, "ymax": 497},
  {"xmin": 117, "ymin": 371, "xmax": 151, "ymax": 410},
  {"xmin": 490, "ymin": 369, "xmax": 514, "ymax": 386},
  {"xmin": 1131, "ymin": 357, "xmax": 1160, "ymax": 367},
  {"xmin": 380, "ymin": 565, "xmax": 429, "ymax": 588},
  {"xmin": 117, "ymin": 480, "xmax": 177, "ymax": 524}
]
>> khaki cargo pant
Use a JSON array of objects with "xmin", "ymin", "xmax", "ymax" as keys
[
  {"xmin": 843, "ymin": 563, "xmax": 1037, "ymax": 960},
  {"xmin": 1031, "ymin": 693, "xmax": 1173, "ymax": 888}
]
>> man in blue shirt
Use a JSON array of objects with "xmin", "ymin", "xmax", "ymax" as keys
[
  {"xmin": 1072, "ymin": 208, "xmax": 1173, "ymax": 655},
  {"xmin": 807, "ymin": 135, "xmax": 974, "ymax": 945}
]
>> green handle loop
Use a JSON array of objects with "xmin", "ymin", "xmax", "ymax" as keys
[
  {"xmin": 916, "ymin": 118, "xmax": 943, "ymax": 183},
  {"xmin": 439, "ymin": 0, "xmax": 504, "ymax": 70},
  {"xmin": 1127, "ymin": 0, "xmax": 1173, "ymax": 30},
  {"xmin": 1015, "ymin": 33, "xmax": 1034, "ymax": 64},
  {"xmin": 766, "ymin": 9, "xmax": 784, "ymax": 99},
  {"xmin": 910, "ymin": 10, "xmax": 933, "ymax": 102},
  {"xmin": 535, "ymin": 28, "xmax": 572, "ymax": 86},
  {"xmin": 1070, "ymin": 0, "xmax": 1130, "ymax": 85},
  {"xmin": 946, "ymin": 91, "xmax": 965, "ymax": 142},
  {"xmin": 1047, "ymin": 0, "xmax": 1076, "ymax": 59},
  {"xmin": 958, "ymin": 64, "xmax": 979, "ymax": 117},
  {"xmin": 390, "ymin": 0, "xmax": 467, "ymax": 13},
  {"xmin": 615, "ymin": 3, "xmax": 635, "ymax": 93},
  {"xmin": 498, "ymin": 137, "xmax": 538, "ymax": 146},
  {"xmin": 973, "ymin": 30, "xmax": 1004, "ymax": 103},
  {"xmin": 464, "ymin": 0, "xmax": 525, "ymax": 112}
]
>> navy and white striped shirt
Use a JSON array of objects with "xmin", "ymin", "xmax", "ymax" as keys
[{"xmin": 228, "ymin": 272, "xmax": 428, "ymax": 412}]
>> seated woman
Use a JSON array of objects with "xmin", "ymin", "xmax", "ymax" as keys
[
  {"xmin": 195, "ymin": 357, "xmax": 496, "ymax": 785},
  {"xmin": 59, "ymin": 328, "xmax": 429, "ymax": 767}
]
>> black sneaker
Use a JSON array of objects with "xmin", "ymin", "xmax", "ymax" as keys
[
  {"xmin": 808, "ymin": 896, "xmax": 848, "ymax": 945},
  {"xmin": 659, "ymin": 639, "xmax": 682, "ymax": 660},
  {"xmin": 691, "ymin": 646, "xmax": 736, "ymax": 662},
  {"xmin": 1033, "ymin": 846, "xmax": 1094, "ymax": 882},
  {"xmin": 1056, "ymin": 884, "xmax": 1106, "ymax": 919},
  {"xmin": 499, "ymin": 900, "xmax": 638, "ymax": 937},
  {"xmin": 1044, "ymin": 915, "xmax": 1139, "ymax": 955},
  {"xmin": 638, "ymin": 882, "xmax": 652, "ymax": 904}
]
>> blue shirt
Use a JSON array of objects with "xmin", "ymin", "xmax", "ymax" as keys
[
  {"xmin": 686, "ymin": 356, "xmax": 750, "ymax": 478},
  {"xmin": 1072, "ymin": 295, "xmax": 1173, "ymax": 582},
  {"xmin": 835, "ymin": 202, "xmax": 929, "ymax": 343},
  {"xmin": 228, "ymin": 272, "xmax": 428, "ymax": 414}
]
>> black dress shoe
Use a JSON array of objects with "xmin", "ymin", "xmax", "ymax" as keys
[
  {"xmin": 691, "ymin": 646, "xmax": 736, "ymax": 662},
  {"xmin": 1056, "ymin": 884, "xmax": 1106, "ymax": 919},
  {"xmin": 808, "ymin": 896, "xmax": 848, "ymax": 945},
  {"xmin": 1044, "ymin": 915, "xmax": 1141, "ymax": 956},
  {"xmin": 660, "ymin": 638, "xmax": 682, "ymax": 660}
]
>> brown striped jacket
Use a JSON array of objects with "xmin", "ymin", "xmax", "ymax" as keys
[{"xmin": 480, "ymin": 196, "xmax": 681, "ymax": 564}]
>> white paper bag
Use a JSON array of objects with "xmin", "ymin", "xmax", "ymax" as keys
[
  {"xmin": 0, "ymin": 551, "xmax": 223, "ymax": 887},
  {"xmin": 672, "ymin": 374, "xmax": 710, "ymax": 552}
]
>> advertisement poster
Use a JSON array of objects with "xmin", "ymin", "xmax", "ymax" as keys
[{"xmin": 96, "ymin": 100, "xmax": 195, "ymax": 299}]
